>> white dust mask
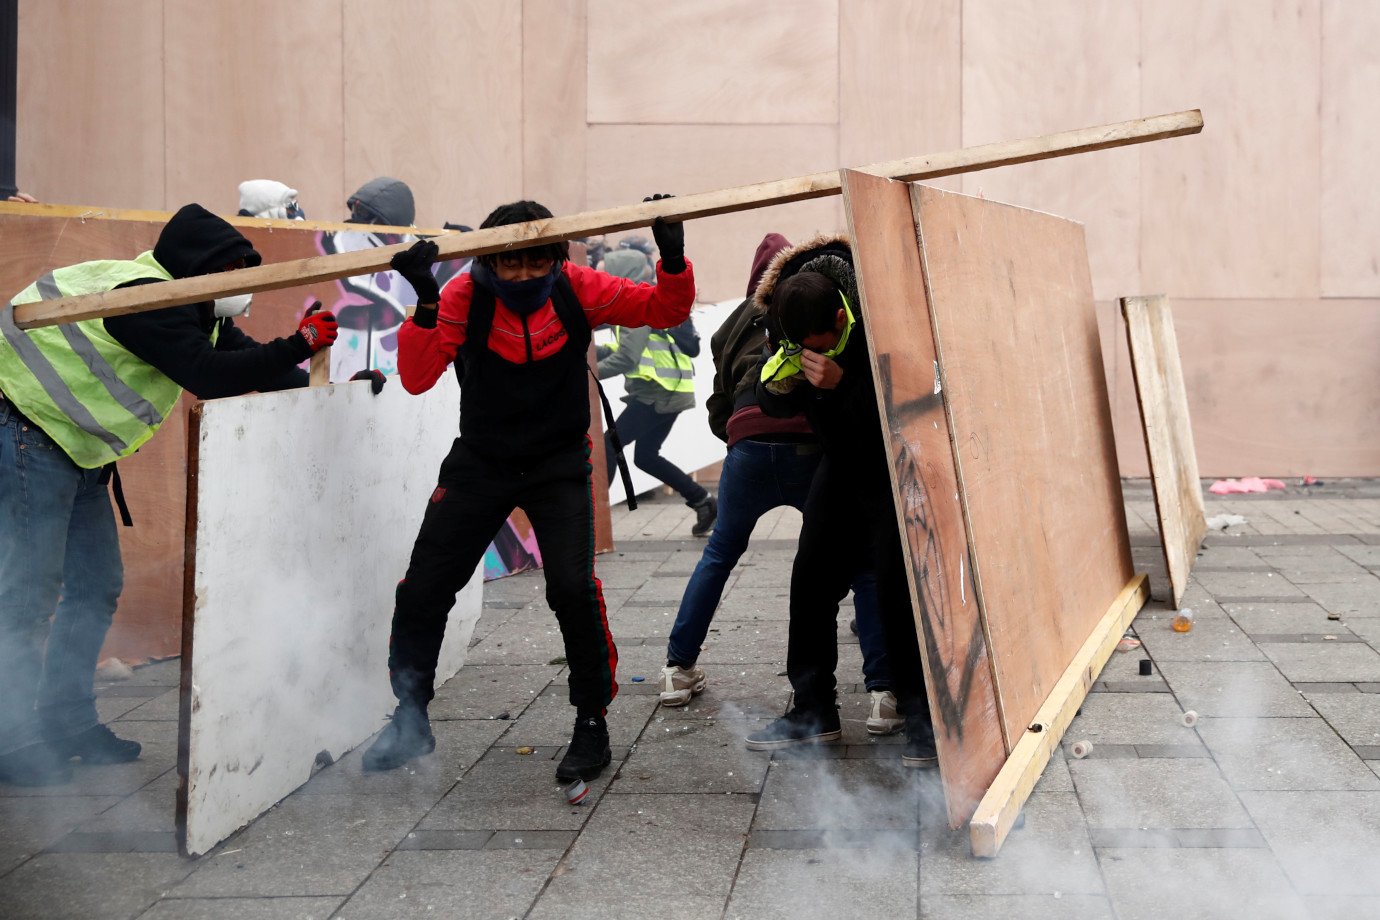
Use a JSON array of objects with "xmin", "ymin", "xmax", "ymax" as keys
[{"xmin": 213, "ymin": 292, "xmax": 253, "ymax": 318}]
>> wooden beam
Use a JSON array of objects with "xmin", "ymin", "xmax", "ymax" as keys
[
  {"xmin": 308, "ymin": 349, "xmax": 330, "ymax": 387},
  {"xmin": 968, "ymin": 573, "xmax": 1149, "ymax": 858},
  {"xmin": 0, "ymin": 200, "xmax": 445, "ymax": 236},
  {"xmin": 13, "ymin": 109, "xmax": 1203, "ymax": 329}
]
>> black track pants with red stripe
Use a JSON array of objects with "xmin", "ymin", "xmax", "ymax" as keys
[{"xmin": 387, "ymin": 436, "xmax": 617, "ymax": 713}]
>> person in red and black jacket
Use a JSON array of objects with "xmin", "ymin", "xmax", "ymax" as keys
[{"xmin": 364, "ymin": 199, "xmax": 695, "ymax": 783}]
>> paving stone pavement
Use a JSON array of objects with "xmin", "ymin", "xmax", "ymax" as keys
[{"xmin": 8, "ymin": 480, "xmax": 1380, "ymax": 918}]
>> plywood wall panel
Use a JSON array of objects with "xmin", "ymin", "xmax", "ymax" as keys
[
  {"xmin": 586, "ymin": 124, "xmax": 842, "ymax": 302},
  {"xmin": 1141, "ymin": 0, "xmax": 1321, "ymax": 299},
  {"xmin": 163, "ymin": 0, "xmax": 344, "ymax": 220},
  {"xmin": 1167, "ymin": 298, "xmax": 1380, "ymax": 477},
  {"xmin": 838, "ymin": 0, "xmax": 960, "ymax": 188},
  {"xmin": 586, "ymin": 0, "xmax": 838, "ymax": 125},
  {"xmin": 1321, "ymin": 0, "xmax": 1380, "ymax": 297},
  {"xmin": 523, "ymin": 0, "xmax": 588, "ymax": 217},
  {"xmin": 960, "ymin": 0, "xmax": 1140, "ymax": 299},
  {"xmin": 343, "ymin": 0, "xmax": 523, "ymax": 229},
  {"xmin": 16, "ymin": 0, "xmax": 165, "ymax": 209}
]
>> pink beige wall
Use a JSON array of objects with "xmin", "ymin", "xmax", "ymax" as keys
[{"xmin": 17, "ymin": 1, "xmax": 1380, "ymax": 476}]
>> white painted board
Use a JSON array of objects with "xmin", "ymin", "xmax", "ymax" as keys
[
  {"xmin": 597, "ymin": 298, "xmax": 736, "ymax": 505},
  {"xmin": 180, "ymin": 374, "xmax": 479, "ymax": 856}
]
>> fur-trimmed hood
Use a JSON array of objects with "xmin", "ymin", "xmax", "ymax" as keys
[{"xmin": 750, "ymin": 233, "xmax": 856, "ymax": 315}]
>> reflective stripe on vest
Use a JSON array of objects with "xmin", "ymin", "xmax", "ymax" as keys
[
  {"xmin": 612, "ymin": 327, "xmax": 694, "ymax": 393},
  {"xmin": 0, "ymin": 252, "xmax": 195, "ymax": 468}
]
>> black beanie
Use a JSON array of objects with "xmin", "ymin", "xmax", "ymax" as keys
[{"xmin": 154, "ymin": 204, "xmax": 262, "ymax": 280}]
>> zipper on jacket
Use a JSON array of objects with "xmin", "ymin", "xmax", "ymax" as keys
[{"xmin": 521, "ymin": 314, "xmax": 534, "ymax": 362}]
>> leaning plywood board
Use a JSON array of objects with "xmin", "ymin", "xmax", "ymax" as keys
[
  {"xmin": 1121, "ymin": 295, "xmax": 1206, "ymax": 607},
  {"xmin": 841, "ymin": 170, "xmax": 1007, "ymax": 830},
  {"xmin": 910, "ymin": 184, "xmax": 1137, "ymax": 751},
  {"xmin": 900, "ymin": 185, "xmax": 1140, "ymax": 854},
  {"xmin": 177, "ymin": 375, "xmax": 480, "ymax": 856}
]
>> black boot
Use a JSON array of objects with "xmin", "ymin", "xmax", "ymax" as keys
[
  {"xmin": 901, "ymin": 715, "xmax": 938, "ymax": 769},
  {"xmin": 47, "ymin": 724, "xmax": 141, "ymax": 765},
  {"xmin": 556, "ymin": 714, "xmax": 611, "ymax": 783},
  {"xmin": 0, "ymin": 742, "xmax": 73, "ymax": 786},
  {"xmin": 690, "ymin": 494, "xmax": 717, "ymax": 537},
  {"xmin": 362, "ymin": 704, "xmax": 435, "ymax": 772}
]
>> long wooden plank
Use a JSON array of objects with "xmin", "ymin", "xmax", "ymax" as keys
[
  {"xmin": 0, "ymin": 200, "xmax": 442, "ymax": 236},
  {"xmin": 14, "ymin": 109, "xmax": 1202, "ymax": 329},
  {"xmin": 969, "ymin": 574, "xmax": 1148, "ymax": 857},
  {"xmin": 912, "ymin": 185, "xmax": 1135, "ymax": 749},
  {"xmin": 841, "ymin": 169, "xmax": 1007, "ymax": 830},
  {"xmin": 1121, "ymin": 295, "xmax": 1206, "ymax": 607}
]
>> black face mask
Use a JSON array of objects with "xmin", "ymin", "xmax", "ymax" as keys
[{"xmin": 472, "ymin": 262, "xmax": 560, "ymax": 317}]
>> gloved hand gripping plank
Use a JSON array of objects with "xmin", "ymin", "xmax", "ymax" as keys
[{"xmin": 13, "ymin": 109, "xmax": 1202, "ymax": 331}]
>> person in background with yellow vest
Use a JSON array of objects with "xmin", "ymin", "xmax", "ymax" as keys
[
  {"xmin": 595, "ymin": 246, "xmax": 716, "ymax": 536},
  {"xmin": 0, "ymin": 203, "xmax": 344, "ymax": 787}
]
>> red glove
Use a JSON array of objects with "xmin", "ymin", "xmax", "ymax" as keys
[{"xmin": 297, "ymin": 311, "xmax": 338, "ymax": 353}]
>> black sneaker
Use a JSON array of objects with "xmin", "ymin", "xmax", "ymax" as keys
[
  {"xmin": 47, "ymin": 724, "xmax": 141, "ymax": 764},
  {"xmin": 902, "ymin": 718, "xmax": 938, "ymax": 769},
  {"xmin": 556, "ymin": 714, "xmax": 611, "ymax": 783},
  {"xmin": 744, "ymin": 706, "xmax": 842, "ymax": 751},
  {"xmin": 362, "ymin": 705, "xmax": 435, "ymax": 772},
  {"xmin": 691, "ymin": 495, "xmax": 717, "ymax": 537},
  {"xmin": 0, "ymin": 742, "xmax": 73, "ymax": 786}
]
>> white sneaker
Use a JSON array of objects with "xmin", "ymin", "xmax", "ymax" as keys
[
  {"xmin": 866, "ymin": 690, "xmax": 904, "ymax": 735},
  {"xmin": 659, "ymin": 665, "xmax": 706, "ymax": 706}
]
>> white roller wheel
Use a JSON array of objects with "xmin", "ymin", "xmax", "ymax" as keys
[
  {"xmin": 1069, "ymin": 740, "xmax": 1093, "ymax": 759},
  {"xmin": 1181, "ymin": 710, "xmax": 1198, "ymax": 728}
]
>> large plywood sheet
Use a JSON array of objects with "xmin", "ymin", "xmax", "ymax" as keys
[
  {"xmin": 912, "ymin": 185, "xmax": 1134, "ymax": 744},
  {"xmin": 1321, "ymin": 0, "xmax": 1380, "ymax": 297},
  {"xmin": 959, "ymin": 0, "xmax": 1140, "ymax": 300},
  {"xmin": 523, "ymin": 0, "xmax": 589, "ymax": 216},
  {"xmin": 1122, "ymin": 296, "xmax": 1206, "ymax": 608},
  {"xmin": 1141, "ymin": 0, "xmax": 1321, "ymax": 299},
  {"xmin": 841, "ymin": 171, "xmax": 1006, "ymax": 829},
  {"xmin": 343, "ymin": 0, "xmax": 523, "ymax": 228},
  {"xmin": 586, "ymin": 0, "xmax": 838, "ymax": 124},
  {"xmin": 839, "ymin": 0, "xmax": 960, "ymax": 185},
  {"xmin": 585, "ymin": 124, "xmax": 842, "ymax": 304},
  {"xmin": 1146, "ymin": 298, "xmax": 1380, "ymax": 477},
  {"xmin": 179, "ymin": 376, "xmax": 480, "ymax": 856},
  {"xmin": 163, "ymin": 0, "xmax": 345, "ymax": 220},
  {"xmin": 16, "ymin": 0, "xmax": 165, "ymax": 208}
]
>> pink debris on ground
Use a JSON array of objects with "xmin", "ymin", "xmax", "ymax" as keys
[{"xmin": 1208, "ymin": 477, "xmax": 1288, "ymax": 495}]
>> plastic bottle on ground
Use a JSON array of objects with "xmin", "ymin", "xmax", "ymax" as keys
[{"xmin": 1171, "ymin": 608, "xmax": 1195, "ymax": 633}]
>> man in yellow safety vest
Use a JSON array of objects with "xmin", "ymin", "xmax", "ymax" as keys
[
  {"xmin": 0, "ymin": 204, "xmax": 345, "ymax": 786},
  {"xmin": 596, "ymin": 246, "xmax": 715, "ymax": 536}
]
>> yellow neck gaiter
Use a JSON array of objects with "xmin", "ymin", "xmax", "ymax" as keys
[{"xmin": 760, "ymin": 291, "xmax": 855, "ymax": 386}]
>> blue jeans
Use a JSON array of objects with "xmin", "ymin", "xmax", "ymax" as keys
[
  {"xmin": 0, "ymin": 402, "xmax": 123, "ymax": 755},
  {"xmin": 666, "ymin": 438, "xmax": 892, "ymax": 690}
]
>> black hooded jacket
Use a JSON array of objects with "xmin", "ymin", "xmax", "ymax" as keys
[
  {"xmin": 754, "ymin": 236, "xmax": 890, "ymax": 481},
  {"xmin": 103, "ymin": 204, "xmax": 310, "ymax": 399}
]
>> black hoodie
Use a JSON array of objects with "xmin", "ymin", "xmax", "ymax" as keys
[{"xmin": 104, "ymin": 204, "xmax": 310, "ymax": 399}]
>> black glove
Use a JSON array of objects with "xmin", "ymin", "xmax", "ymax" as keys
[
  {"xmin": 644, "ymin": 194, "xmax": 685, "ymax": 274},
  {"xmin": 390, "ymin": 239, "xmax": 441, "ymax": 304},
  {"xmin": 349, "ymin": 368, "xmax": 387, "ymax": 395}
]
